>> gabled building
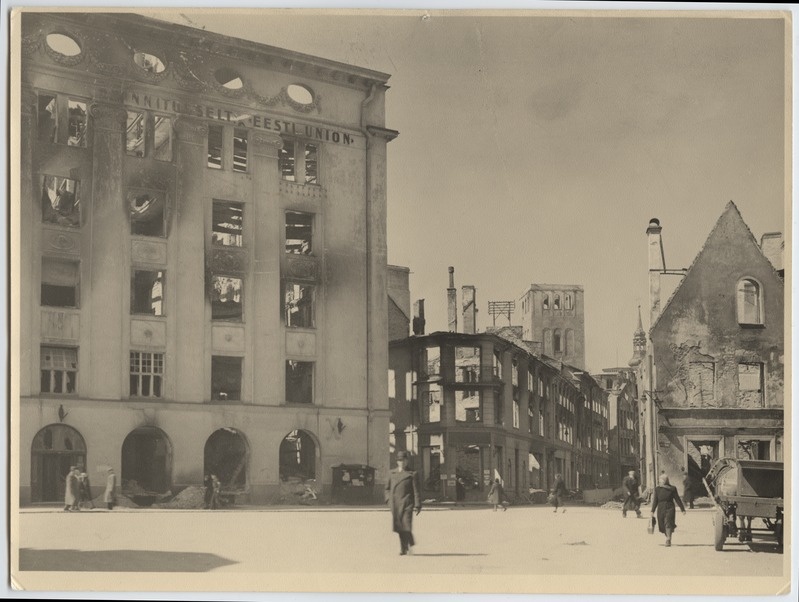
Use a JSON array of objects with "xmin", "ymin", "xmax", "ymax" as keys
[{"xmin": 638, "ymin": 202, "xmax": 784, "ymax": 494}]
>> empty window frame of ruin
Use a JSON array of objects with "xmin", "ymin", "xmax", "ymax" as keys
[
  {"xmin": 211, "ymin": 355, "xmax": 242, "ymax": 401},
  {"xmin": 126, "ymin": 111, "xmax": 172, "ymax": 161},
  {"xmin": 232, "ymin": 128, "xmax": 248, "ymax": 173},
  {"xmin": 564, "ymin": 293, "xmax": 573, "ymax": 310},
  {"xmin": 737, "ymin": 279, "xmax": 763, "ymax": 325},
  {"xmin": 735, "ymin": 436, "xmax": 773, "ymax": 461},
  {"xmin": 455, "ymin": 389, "xmax": 483, "ymax": 423},
  {"xmin": 41, "ymin": 257, "xmax": 79, "ymax": 308},
  {"xmin": 553, "ymin": 294, "xmax": 561, "ymax": 310},
  {"xmin": 41, "ymin": 175, "xmax": 80, "ymax": 227},
  {"xmin": 130, "ymin": 351, "xmax": 164, "ymax": 398},
  {"xmin": 285, "ymin": 211, "xmax": 313, "ymax": 255},
  {"xmin": 284, "ymin": 282, "xmax": 314, "ymax": 328},
  {"xmin": 420, "ymin": 346, "xmax": 441, "ymax": 380},
  {"xmin": 37, "ymin": 93, "xmax": 87, "ymax": 147},
  {"xmin": 738, "ymin": 362, "xmax": 764, "ymax": 405},
  {"xmin": 688, "ymin": 361, "xmax": 715, "ymax": 404},
  {"xmin": 542, "ymin": 294, "xmax": 550, "ymax": 310},
  {"xmin": 286, "ymin": 360, "xmax": 314, "ymax": 404},
  {"xmin": 421, "ymin": 382, "xmax": 442, "ymax": 423},
  {"xmin": 40, "ymin": 346, "xmax": 78, "ymax": 394},
  {"xmin": 131, "ymin": 269, "xmax": 164, "ymax": 316},
  {"xmin": 212, "ymin": 200, "xmax": 244, "ymax": 247},
  {"xmin": 279, "ymin": 137, "xmax": 319, "ymax": 184},
  {"xmin": 207, "ymin": 124, "xmax": 224, "ymax": 169},
  {"xmin": 129, "ymin": 190, "xmax": 167, "ymax": 237},
  {"xmin": 513, "ymin": 399, "xmax": 521, "ymax": 429},
  {"xmin": 455, "ymin": 345, "xmax": 480, "ymax": 383},
  {"xmin": 211, "ymin": 275, "xmax": 243, "ymax": 320}
]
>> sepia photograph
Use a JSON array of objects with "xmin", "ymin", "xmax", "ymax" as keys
[{"xmin": 7, "ymin": 4, "xmax": 793, "ymax": 597}]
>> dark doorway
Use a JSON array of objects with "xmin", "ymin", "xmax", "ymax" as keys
[
  {"xmin": 121, "ymin": 427, "xmax": 172, "ymax": 494},
  {"xmin": 279, "ymin": 430, "xmax": 316, "ymax": 481},
  {"xmin": 31, "ymin": 424, "xmax": 86, "ymax": 502},
  {"xmin": 686, "ymin": 439, "xmax": 719, "ymax": 499},
  {"xmin": 204, "ymin": 428, "xmax": 248, "ymax": 490}
]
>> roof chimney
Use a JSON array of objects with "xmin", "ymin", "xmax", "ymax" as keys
[
  {"xmin": 462, "ymin": 285, "xmax": 476, "ymax": 334},
  {"xmin": 447, "ymin": 267, "xmax": 458, "ymax": 332},
  {"xmin": 647, "ymin": 218, "xmax": 665, "ymax": 327},
  {"xmin": 760, "ymin": 232, "xmax": 783, "ymax": 271},
  {"xmin": 413, "ymin": 299, "xmax": 426, "ymax": 335}
]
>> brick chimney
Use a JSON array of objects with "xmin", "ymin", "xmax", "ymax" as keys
[
  {"xmin": 413, "ymin": 299, "xmax": 426, "ymax": 335},
  {"xmin": 647, "ymin": 218, "xmax": 665, "ymax": 326},
  {"xmin": 462, "ymin": 285, "xmax": 476, "ymax": 334},
  {"xmin": 447, "ymin": 267, "xmax": 458, "ymax": 332},
  {"xmin": 760, "ymin": 232, "xmax": 783, "ymax": 271}
]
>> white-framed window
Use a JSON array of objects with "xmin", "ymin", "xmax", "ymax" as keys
[
  {"xmin": 129, "ymin": 351, "xmax": 164, "ymax": 398},
  {"xmin": 40, "ymin": 346, "xmax": 77, "ymax": 394},
  {"xmin": 736, "ymin": 278, "xmax": 763, "ymax": 325}
]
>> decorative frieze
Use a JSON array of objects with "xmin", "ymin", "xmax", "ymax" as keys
[
  {"xmin": 43, "ymin": 228, "xmax": 80, "ymax": 255},
  {"xmin": 286, "ymin": 330, "xmax": 316, "ymax": 357},
  {"xmin": 130, "ymin": 318, "xmax": 166, "ymax": 348},
  {"xmin": 279, "ymin": 180, "xmax": 325, "ymax": 201},
  {"xmin": 212, "ymin": 324, "xmax": 245, "ymax": 353},
  {"xmin": 209, "ymin": 246, "xmax": 249, "ymax": 275},
  {"xmin": 131, "ymin": 238, "xmax": 167, "ymax": 266},
  {"xmin": 41, "ymin": 309, "xmax": 80, "ymax": 342},
  {"xmin": 284, "ymin": 254, "xmax": 318, "ymax": 282}
]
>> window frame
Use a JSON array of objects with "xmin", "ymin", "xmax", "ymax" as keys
[
  {"xmin": 129, "ymin": 350, "xmax": 164, "ymax": 399},
  {"xmin": 210, "ymin": 274, "xmax": 244, "ymax": 322},
  {"xmin": 40, "ymin": 174, "xmax": 81, "ymax": 228},
  {"xmin": 211, "ymin": 355, "xmax": 243, "ymax": 402},
  {"xmin": 130, "ymin": 268, "xmax": 165, "ymax": 316},
  {"xmin": 212, "ymin": 199, "xmax": 244, "ymax": 248},
  {"xmin": 279, "ymin": 136, "xmax": 320, "ymax": 185},
  {"xmin": 37, "ymin": 92, "xmax": 89, "ymax": 147},
  {"xmin": 284, "ymin": 281, "xmax": 315, "ymax": 329},
  {"xmin": 40, "ymin": 345, "xmax": 78, "ymax": 395},
  {"xmin": 285, "ymin": 359, "xmax": 314, "ymax": 405},
  {"xmin": 285, "ymin": 210, "xmax": 314, "ymax": 255},
  {"xmin": 41, "ymin": 256, "xmax": 80, "ymax": 308},
  {"xmin": 736, "ymin": 278, "xmax": 764, "ymax": 326}
]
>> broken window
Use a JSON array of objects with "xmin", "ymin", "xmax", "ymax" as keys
[
  {"xmin": 495, "ymin": 391, "xmax": 504, "ymax": 425},
  {"xmin": 553, "ymin": 294, "xmax": 561, "ymax": 310},
  {"xmin": 212, "ymin": 201, "xmax": 243, "ymax": 247},
  {"xmin": 456, "ymin": 389, "xmax": 482, "ymax": 422},
  {"xmin": 152, "ymin": 116, "xmax": 172, "ymax": 161},
  {"xmin": 688, "ymin": 361, "xmax": 715, "ymax": 404},
  {"xmin": 41, "ymin": 257, "xmax": 79, "ymax": 307},
  {"xmin": 553, "ymin": 329, "xmax": 562, "ymax": 353},
  {"xmin": 284, "ymin": 283, "xmax": 314, "ymax": 328},
  {"xmin": 40, "ymin": 346, "xmax": 77, "ymax": 394},
  {"xmin": 38, "ymin": 94, "xmax": 58, "ymax": 143},
  {"xmin": 232, "ymin": 128, "xmax": 248, "ymax": 172},
  {"xmin": 279, "ymin": 430, "xmax": 316, "ymax": 481},
  {"xmin": 286, "ymin": 360, "xmax": 314, "ymax": 404},
  {"xmin": 126, "ymin": 111, "xmax": 146, "ymax": 157},
  {"xmin": 285, "ymin": 211, "xmax": 313, "ymax": 255},
  {"xmin": 736, "ymin": 438, "xmax": 771, "ymax": 461},
  {"xmin": 207, "ymin": 124, "xmax": 224, "ymax": 169},
  {"xmin": 513, "ymin": 399, "xmax": 520, "ymax": 429},
  {"xmin": 121, "ymin": 427, "xmax": 171, "ymax": 494},
  {"xmin": 279, "ymin": 137, "xmax": 320, "ymax": 184},
  {"xmin": 211, "ymin": 356, "xmax": 242, "ymax": 401},
  {"xmin": 737, "ymin": 279, "xmax": 762, "ymax": 325},
  {"xmin": 528, "ymin": 403, "xmax": 534, "ymax": 433},
  {"xmin": 67, "ymin": 100, "xmax": 87, "ymax": 147},
  {"xmin": 565, "ymin": 293, "xmax": 573, "ymax": 310},
  {"xmin": 41, "ymin": 175, "xmax": 80, "ymax": 227},
  {"xmin": 421, "ymin": 383, "xmax": 441, "ymax": 423},
  {"xmin": 455, "ymin": 346, "xmax": 480, "ymax": 382},
  {"xmin": 542, "ymin": 294, "xmax": 550, "ymax": 310},
  {"xmin": 129, "ymin": 351, "xmax": 164, "ymax": 398},
  {"xmin": 130, "ymin": 190, "xmax": 166, "ymax": 237},
  {"xmin": 131, "ymin": 270, "xmax": 164, "ymax": 315},
  {"xmin": 204, "ymin": 428, "xmax": 247, "ymax": 489},
  {"xmin": 421, "ymin": 346, "xmax": 441, "ymax": 379},
  {"xmin": 493, "ymin": 350, "xmax": 503, "ymax": 379},
  {"xmin": 211, "ymin": 275, "xmax": 242, "ymax": 320}
]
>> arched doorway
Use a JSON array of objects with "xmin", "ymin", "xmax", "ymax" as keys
[
  {"xmin": 121, "ymin": 427, "xmax": 172, "ymax": 494},
  {"xmin": 204, "ymin": 428, "xmax": 248, "ymax": 490},
  {"xmin": 279, "ymin": 429, "xmax": 316, "ymax": 481},
  {"xmin": 30, "ymin": 424, "xmax": 86, "ymax": 502}
]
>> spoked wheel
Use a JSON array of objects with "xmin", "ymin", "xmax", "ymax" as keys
[{"xmin": 714, "ymin": 507, "xmax": 728, "ymax": 551}]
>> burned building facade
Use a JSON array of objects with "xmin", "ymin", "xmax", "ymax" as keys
[
  {"xmin": 519, "ymin": 284, "xmax": 586, "ymax": 370},
  {"xmin": 16, "ymin": 13, "xmax": 397, "ymax": 504},
  {"xmin": 639, "ymin": 203, "xmax": 785, "ymax": 494}
]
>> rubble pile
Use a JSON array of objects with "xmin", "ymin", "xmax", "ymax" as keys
[
  {"xmin": 152, "ymin": 486, "xmax": 206, "ymax": 509},
  {"xmin": 600, "ymin": 500, "xmax": 624, "ymax": 510}
]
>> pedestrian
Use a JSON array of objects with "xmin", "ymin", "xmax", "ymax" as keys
[
  {"xmin": 63, "ymin": 466, "xmax": 80, "ymax": 512},
  {"xmin": 622, "ymin": 470, "xmax": 642, "ymax": 518},
  {"xmin": 550, "ymin": 473, "xmax": 568, "ymax": 513},
  {"xmin": 209, "ymin": 474, "xmax": 222, "ymax": 510},
  {"xmin": 203, "ymin": 474, "xmax": 213, "ymax": 509},
  {"xmin": 384, "ymin": 451, "xmax": 421, "ymax": 555},
  {"xmin": 455, "ymin": 478, "xmax": 466, "ymax": 503},
  {"xmin": 104, "ymin": 467, "xmax": 117, "ymax": 510},
  {"xmin": 487, "ymin": 478, "xmax": 507, "ymax": 512},
  {"xmin": 650, "ymin": 473, "xmax": 686, "ymax": 547},
  {"xmin": 681, "ymin": 468, "xmax": 695, "ymax": 510},
  {"xmin": 79, "ymin": 472, "xmax": 96, "ymax": 509}
]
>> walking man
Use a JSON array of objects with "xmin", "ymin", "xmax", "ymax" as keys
[
  {"xmin": 681, "ymin": 468, "xmax": 695, "ymax": 510},
  {"xmin": 550, "ymin": 473, "xmax": 568, "ymax": 513},
  {"xmin": 622, "ymin": 470, "xmax": 642, "ymax": 518},
  {"xmin": 79, "ymin": 472, "xmax": 96, "ymax": 509},
  {"xmin": 63, "ymin": 466, "xmax": 80, "ymax": 512},
  {"xmin": 104, "ymin": 467, "xmax": 117, "ymax": 510},
  {"xmin": 385, "ymin": 451, "xmax": 421, "ymax": 555}
]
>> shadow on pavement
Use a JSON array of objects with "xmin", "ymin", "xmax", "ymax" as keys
[
  {"xmin": 412, "ymin": 553, "xmax": 488, "ymax": 557},
  {"xmin": 19, "ymin": 548, "xmax": 237, "ymax": 572}
]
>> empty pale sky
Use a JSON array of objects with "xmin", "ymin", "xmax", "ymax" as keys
[{"xmin": 149, "ymin": 9, "xmax": 787, "ymax": 371}]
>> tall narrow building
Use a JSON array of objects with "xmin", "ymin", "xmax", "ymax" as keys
[{"xmin": 519, "ymin": 284, "xmax": 585, "ymax": 369}]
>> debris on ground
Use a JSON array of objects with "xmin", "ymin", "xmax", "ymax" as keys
[
  {"xmin": 600, "ymin": 500, "xmax": 624, "ymax": 510},
  {"xmin": 91, "ymin": 493, "xmax": 140, "ymax": 508},
  {"xmin": 151, "ymin": 486, "xmax": 206, "ymax": 510},
  {"xmin": 566, "ymin": 541, "xmax": 588, "ymax": 545}
]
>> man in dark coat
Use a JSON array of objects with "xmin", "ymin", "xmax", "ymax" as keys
[
  {"xmin": 622, "ymin": 470, "xmax": 642, "ymax": 518},
  {"xmin": 681, "ymin": 468, "xmax": 695, "ymax": 509},
  {"xmin": 650, "ymin": 474, "xmax": 686, "ymax": 547},
  {"xmin": 385, "ymin": 451, "xmax": 421, "ymax": 555},
  {"xmin": 550, "ymin": 473, "xmax": 568, "ymax": 513}
]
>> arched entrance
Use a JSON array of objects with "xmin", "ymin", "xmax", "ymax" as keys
[
  {"xmin": 121, "ymin": 427, "xmax": 172, "ymax": 494},
  {"xmin": 204, "ymin": 428, "xmax": 248, "ymax": 490},
  {"xmin": 30, "ymin": 424, "xmax": 86, "ymax": 502},
  {"xmin": 279, "ymin": 429, "xmax": 316, "ymax": 481}
]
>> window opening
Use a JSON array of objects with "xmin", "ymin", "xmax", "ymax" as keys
[
  {"xmin": 284, "ymin": 283, "xmax": 314, "ymax": 328},
  {"xmin": 285, "ymin": 211, "xmax": 313, "ymax": 255},
  {"xmin": 131, "ymin": 270, "xmax": 164, "ymax": 315},
  {"xmin": 46, "ymin": 33, "xmax": 82, "ymax": 56},
  {"xmin": 211, "ymin": 275, "xmax": 242, "ymax": 320},
  {"xmin": 286, "ymin": 360, "xmax": 314, "ymax": 404},
  {"xmin": 279, "ymin": 430, "xmax": 316, "ymax": 481},
  {"xmin": 129, "ymin": 191, "xmax": 166, "ymax": 237},
  {"xmin": 232, "ymin": 128, "xmax": 248, "ymax": 172},
  {"xmin": 212, "ymin": 201, "xmax": 243, "ymax": 247},
  {"xmin": 126, "ymin": 111, "xmax": 145, "ymax": 156},
  {"xmin": 133, "ymin": 51, "xmax": 166, "ymax": 73},
  {"xmin": 41, "ymin": 175, "xmax": 80, "ymax": 227},
  {"xmin": 67, "ymin": 100, "xmax": 87, "ymax": 147},
  {"xmin": 38, "ymin": 94, "xmax": 58, "ymax": 142},
  {"xmin": 737, "ymin": 279, "xmax": 762, "ymax": 325},
  {"xmin": 211, "ymin": 356, "xmax": 242, "ymax": 401},
  {"xmin": 40, "ymin": 346, "xmax": 77, "ymax": 394},
  {"xmin": 41, "ymin": 257, "xmax": 79, "ymax": 307},
  {"xmin": 129, "ymin": 351, "xmax": 164, "ymax": 398},
  {"xmin": 207, "ymin": 125, "xmax": 223, "ymax": 169}
]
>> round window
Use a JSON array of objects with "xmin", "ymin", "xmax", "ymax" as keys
[
  {"xmin": 215, "ymin": 67, "xmax": 244, "ymax": 90},
  {"xmin": 133, "ymin": 51, "xmax": 166, "ymax": 74},
  {"xmin": 287, "ymin": 84, "xmax": 314, "ymax": 106},
  {"xmin": 45, "ymin": 33, "xmax": 82, "ymax": 57}
]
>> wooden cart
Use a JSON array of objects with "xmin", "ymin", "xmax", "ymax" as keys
[{"xmin": 703, "ymin": 458, "xmax": 783, "ymax": 551}]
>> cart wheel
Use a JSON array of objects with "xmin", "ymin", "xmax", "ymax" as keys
[{"xmin": 714, "ymin": 508, "xmax": 727, "ymax": 551}]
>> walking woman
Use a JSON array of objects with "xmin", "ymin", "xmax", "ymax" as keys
[
  {"xmin": 487, "ymin": 478, "xmax": 506, "ymax": 512},
  {"xmin": 650, "ymin": 473, "xmax": 686, "ymax": 547},
  {"xmin": 550, "ymin": 473, "xmax": 568, "ymax": 513}
]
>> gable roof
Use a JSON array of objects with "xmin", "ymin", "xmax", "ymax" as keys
[{"xmin": 650, "ymin": 201, "xmax": 784, "ymax": 334}]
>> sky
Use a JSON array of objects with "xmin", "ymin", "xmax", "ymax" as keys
[{"xmin": 145, "ymin": 8, "xmax": 787, "ymax": 372}]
